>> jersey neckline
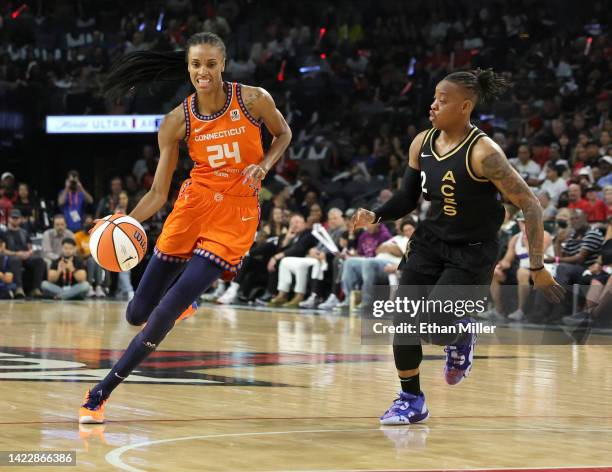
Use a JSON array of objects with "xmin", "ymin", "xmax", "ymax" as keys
[
  {"xmin": 430, "ymin": 126, "xmax": 479, "ymax": 161},
  {"xmin": 190, "ymin": 82, "xmax": 233, "ymax": 121}
]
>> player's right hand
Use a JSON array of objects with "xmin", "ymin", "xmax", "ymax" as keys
[
  {"xmin": 531, "ymin": 268, "xmax": 565, "ymax": 304},
  {"xmin": 350, "ymin": 208, "xmax": 376, "ymax": 232}
]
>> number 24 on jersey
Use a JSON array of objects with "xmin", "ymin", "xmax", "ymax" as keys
[{"xmin": 207, "ymin": 142, "xmax": 241, "ymax": 168}]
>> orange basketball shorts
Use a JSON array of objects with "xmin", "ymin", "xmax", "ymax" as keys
[{"xmin": 155, "ymin": 179, "xmax": 259, "ymax": 273}]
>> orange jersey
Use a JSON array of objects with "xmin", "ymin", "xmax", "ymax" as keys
[{"xmin": 183, "ymin": 82, "xmax": 264, "ymax": 197}]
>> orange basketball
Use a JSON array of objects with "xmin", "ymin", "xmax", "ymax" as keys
[{"xmin": 89, "ymin": 214, "xmax": 147, "ymax": 272}]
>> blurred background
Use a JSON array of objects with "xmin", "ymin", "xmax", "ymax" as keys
[{"xmin": 0, "ymin": 0, "xmax": 610, "ymax": 322}]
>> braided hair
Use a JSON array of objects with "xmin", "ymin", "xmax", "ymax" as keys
[
  {"xmin": 444, "ymin": 68, "xmax": 510, "ymax": 104},
  {"xmin": 103, "ymin": 32, "xmax": 226, "ymax": 100}
]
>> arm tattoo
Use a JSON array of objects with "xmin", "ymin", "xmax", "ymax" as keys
[
  {"xmin": 481, "ymin": 152, "xmax": 544, "ymax": 267},
  {"xmin": 243, "ymin": 89, "xmax": 263, "ymax": 116}
]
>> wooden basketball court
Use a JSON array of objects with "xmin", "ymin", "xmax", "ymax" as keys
[{"xmin": 1, "ymin": 300, "xmax": 611, "ymax": 471}]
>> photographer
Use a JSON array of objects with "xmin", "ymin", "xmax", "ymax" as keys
[
  {"xmin": 41, "ymin": 238, "xmax": 90, "ymax": 300},
  {"xmin": 58, "ymin": 170, "xmax": 94, "ymax": 232}
]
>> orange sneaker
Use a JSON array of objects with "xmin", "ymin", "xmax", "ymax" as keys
[
  {"xmin": 176, "ymin": 301, "xmax": 198, "ymax": 323},
  {"xmin": 79, "ymin": 390, "xmax": 107, "ymax": 424}
]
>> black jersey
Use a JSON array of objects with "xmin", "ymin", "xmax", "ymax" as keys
[{"xmin": 418, "ymin": 126, "xmax": 504, "ymax": 243}]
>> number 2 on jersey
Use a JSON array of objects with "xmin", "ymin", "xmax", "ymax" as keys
[
  {"xmin": 420, "ymin": 171, "xmax": 428, "ymax": 195},
  {"xmin": 207, "ymin": 142, "xmax": 241, "ymax": 168}
]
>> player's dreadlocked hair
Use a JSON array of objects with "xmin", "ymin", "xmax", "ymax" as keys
[
  {"xmin": 103, "ymin": 32, "xmax": 226, "ymax": 100},
  {"xmin": 444, "ymin": 68, "xmax": 510, "ymax": 104}
]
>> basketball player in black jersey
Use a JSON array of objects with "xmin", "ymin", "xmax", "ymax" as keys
[{"xmin": 352, "ymin": 69, "xmax": 564, "ymax": 424}]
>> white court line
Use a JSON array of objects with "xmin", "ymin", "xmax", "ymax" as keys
[{"xmin": 105, "ymin": 427, "xmax": 612, "ymax": 472}]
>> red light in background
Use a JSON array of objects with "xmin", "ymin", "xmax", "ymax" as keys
[
  {"xmin": 277, "ymin": 59, "xmax": 286, "ymax": 82},
  {"xmin": 585, "ymin": 36, "xmax": 593, "ymax": 55},
  {"xmin": 319, "ymin": 27, "xmax": 327, "ymax": 38},
  {"xmin": 320, "ymin": 53, "xmax": 326, "ymax": 59},
  {"xmin": 11, "ymin": 4, "xmax": 28, "ymax": 19}
]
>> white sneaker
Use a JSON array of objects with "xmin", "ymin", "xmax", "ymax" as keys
[
  {"xmin": 217, "ymin": 282, "xmax": 239, "ymax": 305},
  {"xmin": 478, "ymin": 309, "xmax": 503, "ymax": 320},
  {"xmin": 298, "ymin": 293, "xmax": 318, "ymax": 308},
  {"xmin": 333, "ymin": 298, "xmax": 350, "ymax": 311},
  {"xmin": 202, "ymin": 282, "xmax": 226, "ymax": 301},
  {"xmin": 95, "ymin": 286, "xmax": 106, "ymax": 298},
  {"xmin": 317, "ymin": 293, "xmax": 339, "ymax": 310},
  {"xmin": 87, "ymin": 286, "xmax": 95, "ymax": 298},
  {"xmin": 507, "ymin": 309, "xmax": 524, "ymax": 321}
]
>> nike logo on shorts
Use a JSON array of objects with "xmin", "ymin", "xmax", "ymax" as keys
[
  {"xmin": 420, "ymin": 152, "xmax": 432, "ymax": 157},
  {"xmin": 241, "ymin": 216, "xmax": 256, "ymax": 221}
]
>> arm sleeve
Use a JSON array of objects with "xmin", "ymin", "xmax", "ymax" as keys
[{"xmin": 372, "ymin": 166, "xmax": 422, "ymax": 222}]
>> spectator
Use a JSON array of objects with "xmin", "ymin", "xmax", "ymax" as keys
[
  {"xmin": 58, "ymin": 170, "xmax": 94, "ymax": 232},
  {"xmin": 562, "ymin": 216, "xmax": 612, "ymax": 327},
  {"xmin": 534, "ymin": 190, "xmax": 556, "ymax": 222},
  {"xmin": 202, "ymin": 13, "xmax": 231, "ymax": 39},
  {"xmin": 334, "ymin": 222, "xmax": 392, "ymax": 310},
  {"xmin": 0, "ymin": 186, "xmax": 13, "ymax": 227},
  {"xmin": 298, "ymin": 208, "xmax": 348, "ymax": 308},
  {"xmin": 598, "ymin": 156, "xmax": 612, "ymax": 188},
  {"xmin": 267, "ymin": 214, "xmax": 318, "ymax": 307},
  {"xmin": 132, "ymin": 145, "xmax": 155, "ymax": 184},
  {"xmin": 605, "ymin": 185, "xmax": 612, "ymax": 218},
  {"xmin": 583, "ymin": 186, "xmax": 607, "ymax": 223},
  {"xmin": 13, "ymin": 183, "xmax": 40, "ymax": 233},
  {"xmin": 75, "ymin": 215, "xmax": 108, "ymax": 298},
  {"xmin": 489, "ymin": 212, "xmax": 554, "ymax": 321},
  {"xmin": 41, "ymin": 238, "xmax": 90, "ymax": 300},
  {"xmin": 1, "ymin": 172, "xmax": 18, "ymax": 202},
  {"xmin": 341, "ymin": 219, "xmax": 414, "ymax": 312},
  {"xmin": 95, "ymin": 177, "xmax": 123, "ymax": 218},
  {"xmin": 540, "ymin": 164, "xmax": 567, "ymax": 204},
  {"xmin": 509, "ymin": 144, "xmax": 541, "ymax": 186},
  {"xmin": 538, "ymin": 209, "xmax": 605, "ymax": 323},
  {"xmin": 0, "ymin": 234, "xmax": 18, "ymax": 298},
  {"xmin": 567, "ymin": 183, "xmax": 590, "ymax": 214},
  {"xmin": 42, "ymin": 215, "xmax": 76, "ymax": 266},
  {"xmin": 1, "ymin": 209, "xmax": 46, "ymax": 298}
]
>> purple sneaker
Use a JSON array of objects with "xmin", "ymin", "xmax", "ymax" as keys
[
  {"xmin": 444, "ymin": 318, "xmax": 476, "ymax": 385},
  {"xmin": 380, "ymin": 391, "xmax": 429, "ymax": 425}
]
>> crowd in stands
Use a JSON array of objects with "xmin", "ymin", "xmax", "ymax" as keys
[{"xmin": 0, "ymin": 0, "xmax": 611, "ymax": 326}]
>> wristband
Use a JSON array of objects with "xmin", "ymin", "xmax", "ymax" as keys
[
  {"xmin": 528, "ymin": 266, "xmax": 545, "ymax": 272},
  {"xmin": 555, "ymin": 256, "xmax": 560, "ymax": 264}
]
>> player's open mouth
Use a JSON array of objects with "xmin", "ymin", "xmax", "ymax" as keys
[{"xmin": 196, "ymin": 77, "xmax": 212, "ymax": 87}]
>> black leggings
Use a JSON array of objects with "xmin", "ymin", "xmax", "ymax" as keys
[{"xmin": 393, "ymin": 236, "xmax": 497, "ymax": 372}]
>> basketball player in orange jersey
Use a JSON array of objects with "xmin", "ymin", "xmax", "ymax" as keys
[{"xmin": 79, "ymin": 32, "xmax": 291, "ymax": 423}]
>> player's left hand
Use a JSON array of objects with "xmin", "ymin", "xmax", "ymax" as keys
[
  {"xmin": 350, "ymin": 208, "xmax": 376, "ymax": 232},
  {"xmin": 242, "ymin": 164, "xmax": 267, "ymax": 188},
  {"xmin": 531, "ymin": 268, "xmax": 565, "ymax": 303}
]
